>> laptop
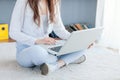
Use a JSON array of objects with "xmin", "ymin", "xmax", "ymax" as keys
[{"xmin": 40, "ymin": 27, "xmax": 103, "ymax": 56}]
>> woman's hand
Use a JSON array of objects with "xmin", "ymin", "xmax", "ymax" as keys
[
  {"xmin": 87, "ymin": 40, "xmax": 97, "ymax": 49},
  {"xmin": 87, "ymin": 43, "xmax": 94, "ymax": 49},
  {"xmin": 35, "ymin": 37, "xmax": 56, "ymax": 45}
]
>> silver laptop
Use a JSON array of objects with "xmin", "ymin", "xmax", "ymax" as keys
[{"xmin": 40, "ymin": 27, "xmax": 103, "ymax": 56}]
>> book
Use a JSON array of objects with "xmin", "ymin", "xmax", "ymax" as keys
[
  {"xmin": 65, "ymin": 25, "xmax": 74, "ymax": 33},
  {"xmin": 82, "ymin": 24, "xmax": 88, "ymax": 29},
  {"xmin": 74, "ymin": 24, "xmax": 83, "ymax": 30},
  {"xmin": 70, "ymin": 25, "xmax": 77, "ymax": 31},
  {"xmin": 83, "ymin": 24, "xmax": 88, "ymax": 29},
  {"xmin": 70, "ymin": 24, "xmax": 78, "ymax": 31}
]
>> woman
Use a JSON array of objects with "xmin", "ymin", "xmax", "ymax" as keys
[{"xmin": 10, "ymin": 0, "xmax": 86, "ymax": 75}]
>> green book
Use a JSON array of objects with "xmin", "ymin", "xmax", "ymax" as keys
[{"xmin": 82, "ymin": 24, "xmax": 88, "ymax": 29}]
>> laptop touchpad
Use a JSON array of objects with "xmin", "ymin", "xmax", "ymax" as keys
[{"xmin": 49, "ymin": 46, "xmax": 62, "ymax": 52}]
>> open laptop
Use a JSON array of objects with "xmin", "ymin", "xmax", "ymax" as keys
[{"xmin": 40, "ymin": 27, "xmax": 103, "ymax": 56}]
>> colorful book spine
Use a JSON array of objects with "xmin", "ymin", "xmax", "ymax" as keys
[
  {"xmin": 82, "ymin": 24, "xmax": 88, "ymax": 29},
  {"xmin": 74, "ymin": 24, "xmax": 83, "ymax": 30},
  {"xmin": 70, "ymin": 24, "xmax": 78, "ymax": 31},
  {"xmin": 65, "ymin": 25, "xmax": 74, "ymax": 33},
  {"xmin": 69, "ymin": 25, "xmax": 76, "ymax": 31},
  {"xmin": 65, "ymin": 23, "xmax": 89, "ymax": 33},
  {"xmin": 83, "ymin": 24, "xmax": 88, "ymax": 29}
]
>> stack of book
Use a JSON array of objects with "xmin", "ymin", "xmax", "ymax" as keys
[
  {"xmin": 49, "ymin": 23, "xmax": 89, "ymax": 38},
  {"xmin": 65, "ymin": 23, "xmax": 88, "ymax": 33}
]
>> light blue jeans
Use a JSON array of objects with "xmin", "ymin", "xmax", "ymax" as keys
[{"xmin": 16, "ymin": 43, "xmax": 85, "ymax": 67}]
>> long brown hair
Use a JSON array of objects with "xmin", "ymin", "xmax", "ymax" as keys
[{"xmin": 28, "ymin": 0, "xmax": 57, "ymax": 26}]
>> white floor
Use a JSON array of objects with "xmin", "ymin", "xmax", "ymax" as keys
[{"xmin": 0, "ymin": 42, "xmax": 120, "ymax": 80}]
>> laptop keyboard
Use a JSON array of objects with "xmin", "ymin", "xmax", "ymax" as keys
[{"xmin": 49, "ymin": 46, "xmax": 62, "ymax": 52}]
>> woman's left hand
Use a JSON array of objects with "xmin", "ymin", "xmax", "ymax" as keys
[{"xmin": 87, "ymin": 43, "xmax": 94, "ymax": 49}]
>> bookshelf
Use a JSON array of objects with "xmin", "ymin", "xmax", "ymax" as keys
[
  {"xmin": 0, "ymin": 38, "xmax": 15, "ymax": 43},
  {"xmin": 0, "ymin": 0, "xmax": 98, "ymax": 43}
]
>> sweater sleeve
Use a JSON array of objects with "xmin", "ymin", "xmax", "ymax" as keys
[
  {"xmin": 53, "ymin": 1, "xmax": 71, "ymax": 40},
  {"xmin": 9, "ymin": 0, "xmax": 37, "ymax": 46}
]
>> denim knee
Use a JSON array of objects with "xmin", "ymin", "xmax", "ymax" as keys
[
  {"xmin": 16, "ymin": 45, "xmax": 49, "ymax": 67},
  {"xmin": 29, "ymin": 45, "xmax": 50, "ymax": 64}
]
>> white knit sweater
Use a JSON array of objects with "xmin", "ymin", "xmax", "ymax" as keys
[{"xmin": 9, "ymin": 0, "xmax": 71, "ymax": 46}]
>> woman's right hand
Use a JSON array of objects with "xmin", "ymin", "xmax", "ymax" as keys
[{"xmin": 35, "ymin": 37, "xmax": 56, "ymax": 45}]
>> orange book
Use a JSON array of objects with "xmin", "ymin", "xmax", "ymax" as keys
[{"xmin": 75, "ymin": 24, "xmax": 83, "ymax": 30}]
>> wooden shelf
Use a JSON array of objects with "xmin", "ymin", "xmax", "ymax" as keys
[
  {"xmin": 0, "ymin": 38, "xmax": 60, "ymax": 43},
  {"xmin": 0, "ymin": 38, "xmax": 15, "ymax": 43}
]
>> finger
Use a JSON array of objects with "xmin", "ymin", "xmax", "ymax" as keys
[
  {"xmin": 46, "ymin": 41, "xmax": 55, "ymax": 45},
  {"xmin": 44, "ymin": 41, "xmax": 51, "ymax": 45},
  {"xmin": 48, "ymin": 38, "xmax": 56, "ymax": 44},
  {"xmin": 88, "ymin": 43, "xmax": 94, "ymax": 49},
  {"xmin": 44, "ymin": 38, "xmax": 56, "ymax": 45},
  {"xmin": 50, "ymin": 37, "xmax": 56, "ymax": 41},
  {"xmin": 87, "ymin": 46, "xmax": 91, "ymax": 49},
  {"xmin": 51, "ymin": 39, "xmax": 56, "ymax": 44},
  {"xmin": 49, "ymin": 41, "xmax": 56, "ymax": 45}
]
